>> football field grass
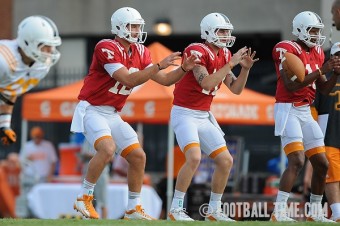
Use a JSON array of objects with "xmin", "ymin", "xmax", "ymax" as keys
[{"xmin": 0, "ymin": 219, "xmax": 334, "ymax": 226}]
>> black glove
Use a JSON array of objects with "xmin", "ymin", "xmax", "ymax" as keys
[{"xmin": 0, "ymin": 127, "xmax": 17, "ymax": 145}]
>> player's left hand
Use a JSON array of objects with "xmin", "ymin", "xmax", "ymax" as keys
[
  {"xmin": 181, "ymin": 53, "xmax": 201, "ymax": 72},
  {"xmin": 239, "ymin": 48, "xmax": 259, "ymax": 70},
  {"xmin": 330, "ymin": 56, "xmax": 340, "ymax": 75},
  {"xmin": 159, "ymin": 52, "xmax": 182, "ymax": 69}
]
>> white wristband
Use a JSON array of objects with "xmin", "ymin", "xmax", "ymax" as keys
[
  {"xmin": 290, "ymin": 75, "xmax": 297, "ymax": 82},
  {"xmin": 0, "ymin": 114, "xmax": 11, "ymax": 128}
]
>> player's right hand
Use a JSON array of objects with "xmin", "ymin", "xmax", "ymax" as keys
[
  {"xmin": 181, "ymin": 53, "xmax": 201, "ymax": 72},
  {"xmin": 230, "ymin": 46, "xmax": 248, "ymax": 67},
  {"xmin": 0, "ymin": 127, "xmax": 17, "ymax": 145}
]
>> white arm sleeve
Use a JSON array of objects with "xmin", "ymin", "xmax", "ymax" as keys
[
  {"xmin": 104, "ymin": 63, "xmax": 124, "ymax": 77},
  {"xmin": 146, "ymin": 63, "xmax": 153, "ymax": 68}
]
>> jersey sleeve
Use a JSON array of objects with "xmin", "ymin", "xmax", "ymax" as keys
[
  {"xmin": 272, "ymin": 41, "xmax": 300, "ymax": 65},
  {"xmin": 94, "ymin": 40, "xmax": 123, "ymax": 67},
  {"xmin": 317, "ymin": 46, "xmax": 325, "ymax": 66},
  {"xmin": 184, "ymin": 44, "xmax": 209, "ymax": 68},
  {"xmin": 224, "ymin": 48, "xmax": 232, "ymax": 62},
  {"xmin": 142, "ymin": 46, "xmax": 153, "ymax": 69}
]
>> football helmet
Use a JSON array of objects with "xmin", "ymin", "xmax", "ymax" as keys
[
  {"xmin": 292, "ymin": 11, "xmax": 325, "ymax": 48},
  {"xmin": 200, "ymin": 13, "xmax": 235, "ymax": 48},
  {"xmin": 111, "ymin": 7, "xmax": 147, "ymax": 43},
  {"xmin": 17, "ymin": 15, "xmax": 61, "ymax": 66}
]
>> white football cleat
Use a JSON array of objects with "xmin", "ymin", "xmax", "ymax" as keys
[
  {"xmin": 168, "ymin": 208, "xmax": 194, "ymax": 221},
  {"xmin": 205, "ymin": 209, "xmax": 235, "ymax": 222},
  {"xmin": 306, "ymin": 215, "xmax": 336, "ymax": 223},
  {"xmin": 270, "ymin": 211, "xmax": 296, "ymax": 222}
]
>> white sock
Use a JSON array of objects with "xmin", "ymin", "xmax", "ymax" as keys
[
  {"xmin": 79, "ymin": 179, "xmax": 95, "ymax": 197},
  {"xmin": 209, "ymin": 192, "xmax": 223, "ymax": 212},
  {"xmin": 171, "ymin": 190, "xmax": 186, "ymax": 209},
  {"xmin": 274, "ymin": 190, "xmax": 290, "ymax": 212},
  {"xmin": 330, "ymin": 203, "xmax": 340, "ymax": 220},
  {"xmin": 127, "ymin": 191, "xmax": 141, "ymax": 210},
  {"xmin": 310, "ymin": 193, "xmax": 323, "ymax": 203},
  {"xmin": 309, "ymin": 193, "xmax": 323, "ymax": 216}
]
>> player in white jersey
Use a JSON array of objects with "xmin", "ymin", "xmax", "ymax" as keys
[{"xmin": 0, "ymin": 15, "xmax": 61, "ymax": 146}]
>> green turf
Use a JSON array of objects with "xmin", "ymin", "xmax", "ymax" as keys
[{"xmin": 0, "ymin": 219, "xmax": 334, "ymax": 226}]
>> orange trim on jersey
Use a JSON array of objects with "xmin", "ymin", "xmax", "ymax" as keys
[
  {"xmin": 0, "ymin": 77, "xmax": 40, "ymax": 97},
  {"xmin": 121, "ymin": 143, "xmax": 141, "ymax": 158},
  {"xmin": 3, "ymin": 78, "xmax": 25, "ymax": 97},
  {"xmin": 183, "ymin": 143, "xmax": 200, "ymax": 153},
  {"xmin": 284, "ymin": 142, "xmax": 304, "ymax": 155},
  {"xmin": 329, "ymin": 87, "xmax": 340, "ymax": 111},
  {"xmin": 305, "ymin": 146, "xmax": 325, "ymax": 158},
  {"xmin": 21, "ymin": 78, "xmax": 40, "ymax": 94},
  {"xmin": 0, "ymin": 45, "xmax": 17, "ymax": 72},
  {"xmin": 209, "ymin": 146, "xmax": 227, "ymax": 159},
  {"xmin": 11, "ymin": 78, "xmax": 25, "ymax": 96},
  {"xmin": 93, "ymin": 135, "xmax": 111, "ymax": 149}
]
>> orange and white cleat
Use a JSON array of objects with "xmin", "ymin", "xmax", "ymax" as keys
[
  {"xmin": 205, "ymin": 209, "xmax": 235, "ymax": 222},
  {"xmin": 306, "ymin": 215, "xmax": 336, "ymax": 223},
  {"xmin": 124, "ymin": 205, "xmax": 156, "ymax": 220},
  {"xmin": 270, "ymin": 211, "xmax": 296, "ymax": 222},
  {"xmin": 73, "ymin": 194, "xmax": 99, "ymax": 219}
]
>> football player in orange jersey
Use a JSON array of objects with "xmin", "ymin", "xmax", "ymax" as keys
[
  {"xmin": 0, "ymin": 16, "xmax": 61, "ymax": 146},
  {"xmin": 71, "ymin": 7, "xmax": 199, "ymax": 220},
  {"xmin": 168, "ymin": 12, "xmax": 258, "ymax": 221},
  {"xmin": 271, "ymin": 11, "xmax": 340, "ymax": 222}
]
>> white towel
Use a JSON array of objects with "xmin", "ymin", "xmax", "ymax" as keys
[
  {"xmin": 274, "ymin": 103, "xmax": 292, "ymax": 136},
  {"xmin": 208, "ymin": 111, "xmax": 225, "ymax": 136},
  {"xmin": 70, "ymin": 100, "xmax": 90, "ymax": 133}
]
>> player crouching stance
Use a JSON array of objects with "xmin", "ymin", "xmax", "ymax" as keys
[{"xmin": 168, "ymin": 12, "xmax": 258, "ymax": 221}]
